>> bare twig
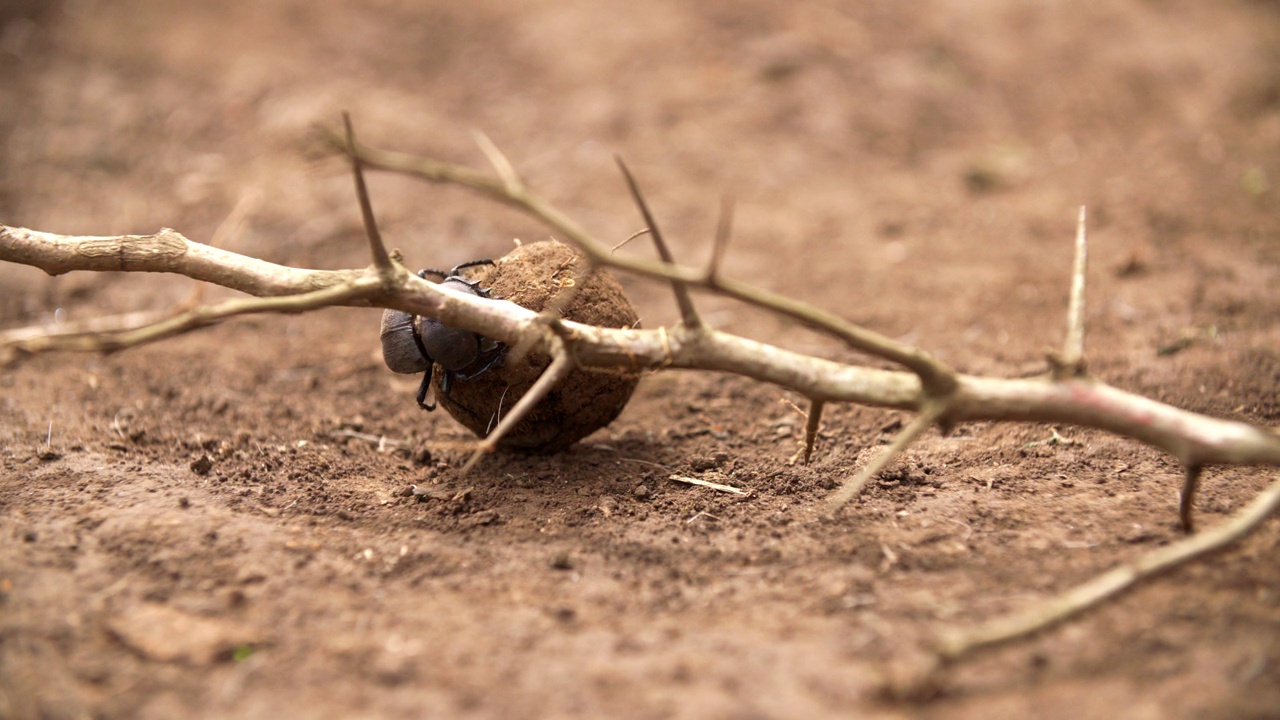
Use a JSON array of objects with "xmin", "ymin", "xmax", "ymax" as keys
[
  {"xmin": 2, "ymin": 308, "xmax": 183, "ymax": 361},
  {"xmin": 2, "ymin": 279, "xmax": 382, "ymax": 356},
  {"xmin": 934, "ymin": 470, "xmax": 1280, "ymax": 663},
  {"xmin": 329, "ymin": 429, "xmax": 405, "ymax": 449},
  {"xmin": 611, "ymin": 228, "xmax": 651, "ymax": 253},
  {"xmin": 472, "ymin": 130, "xmax": 522, "ymax": 193},
  {"xmin": 323, "ymin": 128, "xmax": 959, "ymax": 395}
]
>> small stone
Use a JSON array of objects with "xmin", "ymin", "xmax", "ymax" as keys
[
  {"xmin": 410, "ymin": 444, "xmax": 433, "ymax": 467},
  {"xmin": 190, "ymin": 454, "xmax": 215, "ymax": 476},
  {"xmin": 463, "ymin": 509, "xmax": 499, "ymax": 527},
  {"xmin": 632, "ymin": 484, "xmax": 651, "ymax": 500}
]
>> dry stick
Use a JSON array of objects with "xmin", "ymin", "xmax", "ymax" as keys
[
  {"xmin": 3, "ymin": 280, "xmax": 382, "ymax": 356},
  {"xmin": 611, "ymin": 228, "xmax": 651, "ymax": 253},
  {"xmin": 0, "ymin": 225, "xmax": 362, "ymax": 295},
  {"xmin": 329, "ymin": 131, "xmax": 957, "ymax": 396},
  {"xmin": 825, "ymin": 401, "xmax": 949, "ymax": 511},
  {"xmin": 1, "ymin": 308, "xmax": 181, "ymax": 361},
  {"xmin": 4, "ymin": 237, "xmax": 1279, "ymax": 471},
  {"xmin": 614, "ymin": 157, "xmax": 701, "ymax": 329},
  {"xmin": 8, "ymin": 134, "xmax": 1280, "ymax": 662},
  {"xmin": 460, "ymin": 343, "xmax": 575, "ymax": 473},
  {"xmin": 934, "ymin": 470, "xmax": 1280, "ymax": 664}
]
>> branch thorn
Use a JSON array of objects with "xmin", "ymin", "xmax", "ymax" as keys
[
  {"xmin": 1180, "ymin": 464, "xmax": 1202, "ymax": 533},
  {"xmin": 472, "ymin": 129, "xmax": 522, "ymax": 193},
  {"xmin": 614, "ymin": 156, "xmax": 702, "ymax": 329},
  {"xmin": 1051, "ymin": 206, "xmax": 1089, "ymax": 378},
  {"xmin": 343, "ymin": 112, "xmax": 395, "ymax": 276},
  {"xmin": 802, "ymin": 398, "xmax": 825, "ymax": 464},
  {"xmin": 707, "ymin": 195, "xmax": 734, "ymax": 286},
  {"xmin": 461, "ymin": 343, "xmax": 575, "ymax": 473}
]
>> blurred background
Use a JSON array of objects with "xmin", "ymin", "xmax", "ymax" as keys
[{"xmin": 4, "ymin": 0, "xmax": 1276, "ymax": 358}]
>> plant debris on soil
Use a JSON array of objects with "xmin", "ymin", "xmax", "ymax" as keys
[{"xmin": 1, "ymin": 1, "xmax": 1279, "ymax": 719}]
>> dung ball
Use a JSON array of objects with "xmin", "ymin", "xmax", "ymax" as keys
[{"xmin": 432, "ymin": 240, "xmax": 640, "ymax": 451}]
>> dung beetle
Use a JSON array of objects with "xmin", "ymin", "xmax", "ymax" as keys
[{"xmin": 380, "ymin": 260, "xmax": 506, "ymax": 411}]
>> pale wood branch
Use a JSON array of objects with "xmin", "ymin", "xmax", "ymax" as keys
[
  {"xmin": 4, "ymin": 127, "xmax": 1280, "ymax": 676},
  {"xmin": 322, "ymin": 128, "xmax": 959, "ymax": 395}
]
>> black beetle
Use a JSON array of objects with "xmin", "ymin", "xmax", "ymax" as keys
[{"xmin": 380, "ymin": 260, "xmax": 506, "ymax": 411}]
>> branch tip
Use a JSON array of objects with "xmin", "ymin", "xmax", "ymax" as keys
[
  {"xmin": 1055, "ymin": 205, "xmax": 1089, "ymax": 378},
  {"xmin": 343, "ymin": 112, "xmax": 395, "ymax": 275},
  {"xmin": 935, "ymin": 468, "xmax": 1280, "ymax": 664},
  {"xmin": 472, "ymin": 129, "xmax": 521, "ymax": 192},
  {"xmin": 707, "ymin": 195, "xmax": 734, "ymax": 285},
  {"xmin": 1180, "ymin": 464, "xmax": 1203, "ymax": 533},
  {"xmin": 802, "ymin": 398, "xmax": 825, "ymax": 464}
]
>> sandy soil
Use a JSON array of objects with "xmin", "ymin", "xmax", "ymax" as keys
[{"xmin": 2, "ymin": 1, "xmax": 1279, "ymax": 718}]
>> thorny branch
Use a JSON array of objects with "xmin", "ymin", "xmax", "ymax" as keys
[{"xmin": 3, "ymin": 124, "xmax": 1280, "ymax": 686}]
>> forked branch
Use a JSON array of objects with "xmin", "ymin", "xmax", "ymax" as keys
[
  {"xmin": 3, "ymin": 123, "xmax": 1280, "ymax": 683},
  {"xmin": 323, "ymin": 128, "xmax": 960, "ymax": 396}
]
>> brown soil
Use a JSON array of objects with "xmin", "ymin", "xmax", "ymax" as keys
[{"xmin": 2, "ymin": 1, "xmax": 1279, "ymax": 718}]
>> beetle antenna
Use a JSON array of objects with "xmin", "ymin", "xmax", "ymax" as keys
[
  {"xmin": 343, "ymin": 112, "xmax": 395, "ymax": 276},
  {"xmin": 614, "ymin": 156, "xmax": 702, "ymax": 330}
]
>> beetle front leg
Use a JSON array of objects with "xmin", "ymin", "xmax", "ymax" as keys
[{"xmin": 416, "ymin": 363, "xmax": 437, "ymax": 411}]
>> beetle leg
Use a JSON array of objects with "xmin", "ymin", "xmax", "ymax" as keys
[
  {"xmin": 416, "ymin": 363, "xmax": 437, "ymax": 411},
  {"xmin": 455, "ymin": 344, "xmax": 506, "ymax": 381},
  {"xmin": 449, "ymin": 259, "xmax": 495, "ymax": 275}
]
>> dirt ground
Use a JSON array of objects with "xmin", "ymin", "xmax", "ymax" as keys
[{"xmin": 2, "ymin": 1, "xmax": 1279, "ymax": 718}]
